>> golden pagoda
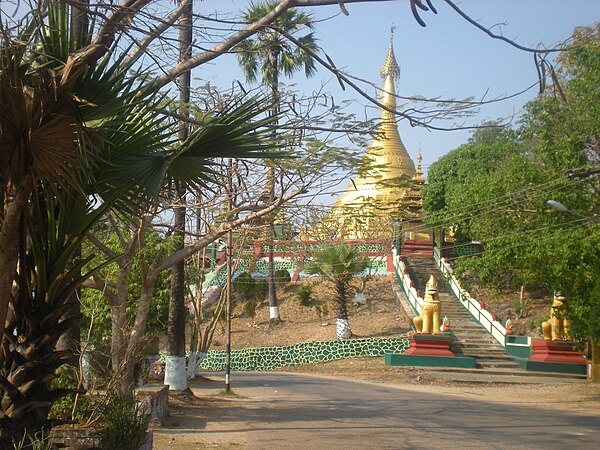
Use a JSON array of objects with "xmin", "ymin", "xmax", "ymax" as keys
[{"xmin": 324, "ymin": 30, "xmax": 418, "ymax": 239}]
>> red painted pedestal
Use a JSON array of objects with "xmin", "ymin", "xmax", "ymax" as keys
[
  {"xmin": 530, "ymin": 340, "xmax": 587, "ymax": 364},
  {"xmin": 405, "ymin": 333, "xmax": 454, "ymax": 357}
]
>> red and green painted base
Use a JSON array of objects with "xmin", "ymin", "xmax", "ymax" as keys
[
  {"xmin": 384, "ymin": 353, "xmax": 477, "ymax": 368},
  {"xmin": 514, "ymin": 340, "xmax": 588, "ymax": 376},
  {"xmin": 385, "ymin": 333, "xmax": 476, "ymax": 368},
  {"xmin": 405, "ymin": 332, "xmax": 454, "ymax": 357},
  {"xmin": 530, "ymin": 340, "xmax": 587, "ymax": 364}
]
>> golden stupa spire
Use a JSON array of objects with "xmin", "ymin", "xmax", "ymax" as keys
[
  {"xmin": 380, "ymin": 24, "xmax": 401, "ymax": 81},
  {"xmin": 322, "ymin": 27, "xmax": 417, "ymax": 239},
  {"xmin": 380, "ymin": 24, "xmax": 400, "ymax": 116}
]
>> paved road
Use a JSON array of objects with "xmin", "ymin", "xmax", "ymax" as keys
[{"xmin": 158, "ymin": 372, "xmax": 600, "ymax": 449}]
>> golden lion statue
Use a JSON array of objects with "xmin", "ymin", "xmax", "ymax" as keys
[
  {"xmin": 413, "ymin": 275, "xmax": 441, "ymax": 334},
  {"xmin": 541, "ymin": 292, "xmax": 571, "ymax": 340}
]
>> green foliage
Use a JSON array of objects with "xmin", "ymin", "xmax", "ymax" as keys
[
  {"xmin": 243, "ymin": 300, "xmax": 258, "ymax": 318},
  {"xmin": 425, "ymin": 25, "xmax": 600, "ymax": 341},
  {"xmin": 314, "ymin": 303, "xmax": 329, "ymax": 321},
  {"xmin": 80, "ymin": 228, "xmax": 173, "ymax": 349},
  {"xmin": 48, "ymin": 366, "xmax": 98, "ymax": 423},
  {"xmin": 423, "ymin": 124, "xmax": 520, "ymax": 241},
  {"xmin": 254, "ymin": 278, "xmax": 269, "ymax": 300},
  {"xmin": 274, "ymin": 268, "xmax": 291, "ymax": 284},
  {"xmin": 296, "ymin": 284, "xmax": 314, "ymax": 307},
  {"xmin": 233, "ymin": 271, "xmax": 255, "ymax": 301},
  {"xmin": 99, "ymin": 391, "xmax": 150, "ymax": 450},
  {"xmin": 304, "ymin": 244, "xmax": 369, "ymax": 321},
  {"xmin": 11, "ymin": 431, "xmax": 52, "ymax": 450},
  {"xmin": 235, "ymin": 0, "xmax": 319, "ymax": 86},
  {"xmin": 304, "ymin": 244, "xmax": 370, "ymax": 285}
]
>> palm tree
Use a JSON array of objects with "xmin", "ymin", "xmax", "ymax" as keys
[
  {"xmin": 304, "ymin": 244, "xmax": 370, "ymax": 339},
  {"xmin": 235, "ymin": 0, "xmax": 319, "ymax": 323},
  {"xmin": 0, "ymin": 2, "xmax": 282, "ymax": 444}
]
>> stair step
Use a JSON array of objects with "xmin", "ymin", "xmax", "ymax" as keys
[
  {"xmin": 403, "ymin": 256, "xmax": 529, "ymax": 374},
  {"xmin": 429, "ymin": 367, "xmax": 587, "ymax": 380},
  {"xmin": 477, "ymin": 361, "xmax": 521, "ymax": 369}
]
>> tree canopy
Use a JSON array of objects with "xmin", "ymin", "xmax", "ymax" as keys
[{"xmin": 424, "ymin": 24, "xmax": 600, "ymax": 342}]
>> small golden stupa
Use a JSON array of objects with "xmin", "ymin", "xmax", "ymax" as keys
[{"xmin": 323, "ymin": 29, "xmax": 420, "ymax": 239}]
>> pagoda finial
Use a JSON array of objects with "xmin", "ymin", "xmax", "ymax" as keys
[
  {"xmin": 380, "ymin": 24, "xmax": 400, "ymax": 81},
  {"xmin": 413, "ymin": 143, "xmax": 425, "ymax": 182}
]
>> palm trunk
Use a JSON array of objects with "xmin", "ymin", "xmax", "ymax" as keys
[
  {"xmin": 334, "ymin": 282, "xmax": 352, "ymax": 339},
  {"xmin": 165, "ymin": 0, "xmax": 193, "ymax": 391},
  {"xmin": 0, "ymin": 176, "xmax": 34, "ymax": 339},
  {"xmin": 56, "ymin": 1, "xmax": 90, "ymax": 362}
]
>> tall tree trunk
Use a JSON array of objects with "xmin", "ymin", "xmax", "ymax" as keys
[
  {"xmin": 267, "ymin": 62, "xmax": 280, "ymax": 324},
  {"xmin": 165, "ymin": 194, "xmax": 187, "ymax": 390},
  {"xmin": 165, "ymin": 0, "xmax": 192, "ymax": 391}
]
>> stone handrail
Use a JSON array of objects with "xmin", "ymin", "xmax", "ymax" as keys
[
  {"xmin": 433, "ymin": 246, "xmax": 507, "ymax": 346},
  {"xmin": 391, "ymin": 248, "xmax": 423, "ymax": 315}
]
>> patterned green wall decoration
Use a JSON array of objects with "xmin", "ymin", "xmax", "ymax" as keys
[
  {"xmin": 252, "ymin": 260, "xmax": 297, "ymax": 275},
  {"xmin": 198, "ymin": 337, "xmax": 409, "ymax": 371},
  {"xmin": 353, "ymin": 242, "xmax": 388, "ymax": 253},
  {"xmin": 205, "ymin": 260, "xmax": 251, "ymax": 288}
]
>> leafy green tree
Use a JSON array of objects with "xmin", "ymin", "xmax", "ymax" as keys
[
  {"xmin": 0, "ymin": 2, "xmax": 285, "ymax": 443},
  {"xmin": 236, "ymin": 0, "xmax": 319, "ymax": 323},
  {"xmin": 304, "ymin": 244, "xmax": 369, "ymax": 339},
  {"xmin": 424, "ymin": 25, "xmax": 600, "ymax": 352},
  {"xmin": 80, "ymin": 229, "xmax": 174, "ymax": 370}
]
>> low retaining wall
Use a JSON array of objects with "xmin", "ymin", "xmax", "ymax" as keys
[
  {"xmin": 199, "ymin": 337, "xmax": 410, "ymax": 371},
  {"xmin": 136, "ymin": 385, "xmax": 169, "ymax": 426}
]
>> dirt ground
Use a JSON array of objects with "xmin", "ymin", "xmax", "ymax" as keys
[
  {"xmin": 206, "ymin": 274, "xmax": 554, "ymax": 351},
  {"xmin": 209, "ymin": 275, "xmax": 411, "ymax": 351}
]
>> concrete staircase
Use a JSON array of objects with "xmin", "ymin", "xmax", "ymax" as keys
[{"xmin": 404, "ymin": 257, "xmax": 521, "ymax": 371}]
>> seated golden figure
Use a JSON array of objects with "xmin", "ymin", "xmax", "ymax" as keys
[
  {"xmin": 413, "ymin": 275, "xmax": 441, "ymax": 334},
  {"xmin": 541, "ymin": 292, "xmax": 571, "ymax": 340}
]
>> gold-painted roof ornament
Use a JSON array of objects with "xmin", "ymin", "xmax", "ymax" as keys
[{"xmin": 413, "ymin": 145, "xmax": 426, "ymax": 183}]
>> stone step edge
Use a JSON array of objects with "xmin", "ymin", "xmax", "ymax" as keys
[{"xmin": 428, "ymin": 366, "xmax": 586, "ymax": 379}]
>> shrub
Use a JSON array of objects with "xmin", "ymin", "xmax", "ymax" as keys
[
  {"xmin": 314, "ymin": 303, "xmax": 329, "ymax": 321},
  {"xmin": 296, "ymin": 284, "xmax": 313, "ymax": 307},
  {"xmin": 99, "ymin": 391, "xmax": 150, "ymax": 450},
  {"xmin": 49, "ymin": 366, "xmax": 99, "ymax": 424},
  {"xmin": 243, "ymin": 300, "xmax": 258, "ymax": 318},
  {"xmin": 233, "ymin": 272, "xmax": 255, "ymax": 300},
  {"xmin": 274, "ymin": 269, "xmax": 291, "ymax": 284},
  {"xmin": 12, "ymin": 430, "xmax": 52, "ymax": 450},
  {"xmin": 254, "ymin": 278, "xmax": 268, "ymax": 300}
]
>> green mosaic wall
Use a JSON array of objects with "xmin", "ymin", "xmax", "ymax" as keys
[
  {"xmin": 252, "ymin": 260, "xmax": 297, "ymax": 275},
  {"xmin": 450, "ymin": 244, "xmax": 480, "ymax": 256},
  {"xmin": 205, "ymin": 259, "xmax": 251, "ymax": 288},
  {"xmin": 353, "ymin": 242, "xmax": 388, "ymax": 253},
  {"xmin": 199, "ymin": 337, "xmax": 409, "ymax": 371}
]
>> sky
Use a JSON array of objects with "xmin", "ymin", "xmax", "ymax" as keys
[{"xmin": 196, "ymin": 0, "xmax": 600, "ymax": 177}]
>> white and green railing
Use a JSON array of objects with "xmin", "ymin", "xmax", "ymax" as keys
[
  {"xmin": 433, "ymin": 246, "xmax": 509, "ymax": 347},
  {"xmin": 392, "ymin": 248, "xmax": 423, "ymax": 316}
]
